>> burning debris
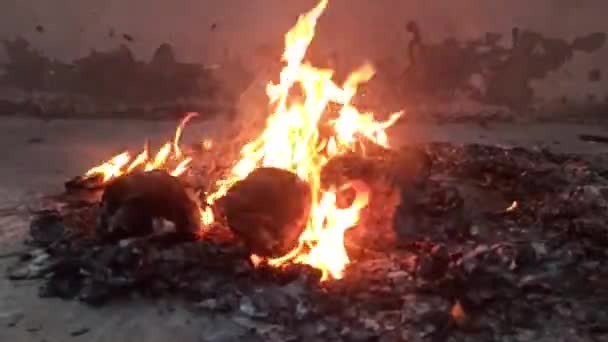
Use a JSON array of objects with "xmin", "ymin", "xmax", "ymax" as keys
[
  {"xmin": 6, "ymin": 1, "xmax": 608, "ymax": 341},
  {"xmin": 97, "ymin": 170, "xmax": 201, "ymax": 243},
  {"xmin": 220, "ymin": 167, "xmax": 312, "ymax": 258},
  {"xmin": 10, "ymin": 142, "xmax": 608, "ymax": 340}
]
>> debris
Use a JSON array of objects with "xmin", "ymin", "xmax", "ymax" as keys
[
  {"xmin": 415, "ymin": 244, "xmax": 449, "ymax": 281},
  {"xmin": 579, "ymin": 134, "xmax": 608, "ymax": 144},
  {"xmin": 97, "ymin": 170, "xmax": 201, "ymax": 242},
  {"xmin": 29, "ymin": 210, "xmax": 66, "ymax": 246},
  {"xmin": 122, "ymin": 33, "xmax": 134, "ymax": 42},
  {"xmin": 6, "ymin": 142, "xmax": 608, "ymax": 340},
  {"xmin": 69, "ymin": 326, "xmax": 90, "ymax": 336}
]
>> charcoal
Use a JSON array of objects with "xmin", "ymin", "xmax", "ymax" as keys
[
  {"xmin": 220, "ymin": 167, "xmax": 311, "ymax": 258},
  {"xmin": 415, "ymin": 245, "xmax": 449, "ymax": 281},
  {"xmin": 97, "ymin": 170, "xmax": 201, "ymax": 242},
  {"xmin": 29, "ymin": 210, "xmax": 66, "ymax": 247},
  {"xmin": 39, "ymin": 259, "xmax": 84, "ymax": 299},
  {"xmin": 78, "ymin": 281, "xmax": 113, "ymax": 306}
]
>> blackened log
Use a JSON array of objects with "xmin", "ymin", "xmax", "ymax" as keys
[
  {"xmin": 219, "ymin": 167, "xmax": 311, "ymax": 258},
  {"xmin": 97, "ymin": 170, "xmax": 201, "ymax": 242}
]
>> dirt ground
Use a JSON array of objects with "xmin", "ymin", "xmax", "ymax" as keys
[{"xmin": 1, "ymin": 116, "xmax": 608, "ymax": 342}]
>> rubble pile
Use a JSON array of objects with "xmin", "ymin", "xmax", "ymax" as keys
[{"xmin": 7, "ymin": 142, "xmax": 608, "ymax": 341}]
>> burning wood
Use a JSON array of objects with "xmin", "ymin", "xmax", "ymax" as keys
[
  {"xmin": 54, "ymin": 0, "xmax": 402, "ymax": 281},
  {"xmin": 219, "ymin": 167, "xmax": 311, "ymax": 258},
  {"xmin": 97, "ymin": 170, "xmax": 201, "ymax": 242}
]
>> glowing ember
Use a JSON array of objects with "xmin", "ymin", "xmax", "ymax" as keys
[
  {"xmin": 81, "ymin": 0, "xmax": 402, "ymax": 281},
  {"xmin": 505, "ymin": 200, "xmax": 518, "ymax": 212},
  {"xmin": 206, "ymin": 0, "xmax": 401, "ymax": 280}
]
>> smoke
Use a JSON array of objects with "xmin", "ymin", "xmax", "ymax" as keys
[{"xmin": 1, "ymin": 0, "xmax": 606, "ymax": 69}]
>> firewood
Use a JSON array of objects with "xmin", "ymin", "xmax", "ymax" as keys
[
  {"xmin": 97, "ymin": 170, "xmax": 201, "ymax": 242},
  {"xmin": 219, "ymin": 167, "xmax": 311, "ymax": 258}
]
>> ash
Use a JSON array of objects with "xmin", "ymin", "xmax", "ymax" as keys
[{"xmin": 8, "ymin": 143, "xmax": 608, "ymax": 341}]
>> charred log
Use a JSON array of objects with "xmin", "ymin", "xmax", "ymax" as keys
[
  {"xmin": 219, "ymin": 167, "xmax": 311, "ymax": 258},
  {"xmin": 97, "ymin": 170, "xmax": 201, "ymax": 242}
]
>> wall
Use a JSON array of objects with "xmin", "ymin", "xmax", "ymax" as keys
[{"xmin": 1, "ymin": 0, "xmax": 607, "ymax": 119}]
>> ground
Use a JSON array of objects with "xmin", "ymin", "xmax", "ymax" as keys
[{"xmin": 1, "ymin": 116, "xmax": 608, "ymax": 342}]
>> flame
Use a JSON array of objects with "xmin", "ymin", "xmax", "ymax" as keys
[
  {"xmin": 174, "ymin": 112, "xmax": 199, "ymax": 158},
  {"xmin": 206, "ymin": 0, "xmax": 401, "ymax": 280},
  {"xmin": 84, "ymin": 113, "xmax": 203, "ymax": 182},
  {"xmin": 81, "ymin": 0, "xmax": 401, "ymax": 281}
]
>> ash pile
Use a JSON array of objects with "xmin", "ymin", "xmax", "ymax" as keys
[{"xmin": 8, "ymin": 143, "xmax": 608, "ymax": 341}]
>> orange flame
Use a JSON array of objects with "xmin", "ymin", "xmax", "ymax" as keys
[
  {"xmin": 206, "ymin": 0, "xmax": 401, "ymax": 280},
  {"xmin": 84, "ymin": 113, "xmax": 203, "ymax": 182}
]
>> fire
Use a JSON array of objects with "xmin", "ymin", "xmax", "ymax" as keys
[
  {"xmin": 206, "ymin": 0, "xmax": 401, "ymax": 280},
  {"xmin": 81, "ymin": 0, "xmax": 401, "ymax": 281},
  {"xmin": 84, "ymin": 112, "xmax": 199, "ymax": 182}
]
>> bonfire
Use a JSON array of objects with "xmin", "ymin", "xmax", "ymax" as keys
[
  {"xmin": 9, "ymin": 3, "xmax": 608, "ymax": 340},
  {"xmin": 82, "ymin": 0, "xmax": 401, "ymax": 281}
]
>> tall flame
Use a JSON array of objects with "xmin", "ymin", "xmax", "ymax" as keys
[{"xmin": 206, "ymin": 0, "xmax": 401, "ymax": 280}]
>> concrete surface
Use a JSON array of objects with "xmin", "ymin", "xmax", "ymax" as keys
[{"xmin": 1, "ymin": 117, "xmax": 608, "ymax": 341}]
